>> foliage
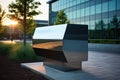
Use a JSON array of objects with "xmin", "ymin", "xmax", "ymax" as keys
[
  {"xmin": 0, "ymin": 42, "xmax": 12, "ymax": 55},
  {"xmin": 8, "ymin": 0, "xmax": 41, "ymax": 35},
  {"xmin": 89, "ymin": 15, "xmax": 120, "ymax": 39},
  {"xmin": 110, "ymin": 15, "xmax": 119, "ymax": 28},
  {"xmin": 0, "ymin": 5, "xmax": 6, "ymax": 33},
  {"xmin": 89, "ymin": 39, "xmax": 120, "ymax": 44},
  {"xmin": 54, "ymin": 10, "xmax": 69, "ymax": 25},
  {"xmin": 9, "ymin": 0, "xmax": 41, "ymax": 18},
  {"xmin": 95, "ymin": 20, "xmax": 105, "ymax": 30},
  {"xmin": 10, "ymin": 16, "xmax": 36, "ymax": 35},
  {"xmin": 110, "ymin": 15, "xmax": 120, "ymax": 39},
  {"xmin": 0, "ymin": 42, "xmax": 43, "ymax": 61},
  {"xmin": 9, "ymin": 43, "xmax": 38, "ymax": 61}
]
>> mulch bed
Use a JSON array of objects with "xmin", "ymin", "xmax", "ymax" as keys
[{"xmin": 0, "ymin": 54, "xmax": 47, "ymax": 80}]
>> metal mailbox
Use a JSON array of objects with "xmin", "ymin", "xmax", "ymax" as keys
[{"xmin": 32, "ymin": 24, "xmax": 88, "ymax": 71}]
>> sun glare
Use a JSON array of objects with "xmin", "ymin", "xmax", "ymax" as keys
[
  {"xmin": 1, "ymin": 40, "xmax": 16, "ymax": 44},
  {"xmin": 2, "ymin": 18, "xmax": 18, "ymax": 26}
]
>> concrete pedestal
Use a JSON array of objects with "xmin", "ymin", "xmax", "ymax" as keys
[
  {"xmin": 44, "ymin": 59, "xmax": 82, "ymax": 71},
  {"xmin": 21, "ymin": 62, "xmax": 83, "ymax": 80}
]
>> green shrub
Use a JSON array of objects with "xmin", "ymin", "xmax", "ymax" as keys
[
  {"xmin": 89, "ymin": 39, "xmax": 120, "ymax": 44},
  {"xmin": 9, "ymin": 43, "xmax": 38, "ymax": 61},
  {"xmin": 0, "ymin": 42, "xmax": 12, "ymax": 55},
  {"xmin": 0, "ymin": 42, "xmax": 43, "ymax": 61}
]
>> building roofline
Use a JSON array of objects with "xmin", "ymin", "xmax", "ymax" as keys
[
  {"xmin": 34, "ymin": 20, "xmax": 48, "ymax": 22},
  {"xmin": 46, "ymin": 0, "xmax": 58, "ymax": 4}
]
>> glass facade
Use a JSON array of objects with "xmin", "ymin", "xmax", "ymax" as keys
[{"xmin": 48, "ymin": 0, "xmax": 120, "ymax": 39}]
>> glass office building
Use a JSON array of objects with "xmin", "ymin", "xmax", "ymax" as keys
[{"xmin": 47, "ymin": 0, "xmax": 120, "ymax": 39}]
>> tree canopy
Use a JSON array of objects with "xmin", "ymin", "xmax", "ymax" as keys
[
  {"xmin": 9, "ymin": 0, "xmax": 41, "ymax": 18},
  {"xmin": 0, "ymin": 5, "xmax": 6, "ymax": 33},
  {"xmin": 8, "ymin": 0, "xmax": 41, "ymax": 35},
  {"xmin": 54, "ymin": 10, "xmax": 69, "ymax": 25}
]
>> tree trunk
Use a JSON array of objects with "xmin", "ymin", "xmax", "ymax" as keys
[{"xmin": 23, "ymin": 0, "xmax": 26, "ymax": 45}]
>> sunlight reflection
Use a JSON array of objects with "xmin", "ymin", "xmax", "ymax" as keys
[
  {"xmin": 21, "ymin": 62, "xmax": 46, "ymax": 74},
  {"xmin": 32, "ymin": 41, "xmax": 62, "ymax": 50},
  {"xmin": 1, "ymin": 41, "xmax": 16, "ymax": 44}
]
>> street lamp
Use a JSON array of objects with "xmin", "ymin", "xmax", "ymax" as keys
[{"xmin": 2, "ymin": 18, "xmax": 18, "ymax": 42}]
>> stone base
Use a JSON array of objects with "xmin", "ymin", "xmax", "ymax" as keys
[
  {"xmin": 21, "ymin": 62, "xmax": 84, "ymax": 80},
  {"xmin": 44, "ymin": 59, "xmax": 82, "ymax": 72}
]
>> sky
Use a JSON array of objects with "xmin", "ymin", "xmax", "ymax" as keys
[{"xmin": 0, "ymin": 0, "xmax": 48, "ymax": 20}]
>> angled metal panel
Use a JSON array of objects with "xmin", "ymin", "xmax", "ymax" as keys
[
  {"xmin": 63, "ymin": 24, "xmax": 88, "ymax": 62},
  {"xmin": 33, "ymin": 24, "xmax": 67, "ymax": 40}
]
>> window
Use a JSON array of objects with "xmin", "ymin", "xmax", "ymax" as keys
[
  {"xmin": 77, "ymin": 0, "xmax": 81, "ymax": 5},
  {"xmin": 95, "ymin": 20, "xmax": 102, "ymax": 30},
  {"xmin": 85, "ymin": 7, "xmax": 89, "ymax": 16},
  {"xmin": 76, "ymin": 18, "xmax": 80, "ymax": 24},
  {"xmin": 90, "ymin": 6, "xmax": 95, "ymax": 15},
  {"xmin": 66, "ymin": 2, "xmax": 69, "ymax": 8},
  {"xmin": 81, "ymin": 0, "xmax": 85, "ymax": 3},
  {"xmin": 102, "ymin": 12, "xmax": 108, "ymax": 19},
  {"xmin": 118, "ymin": 17, "xmax": 120, "ymax": 28},
  {"xmin": 102, "ymin": 2, "xmax": 108, "ymax": 13},
  {"xmin": 67, "ymin": 12, "xmax": 70, "ymax": 19},
  {"xmin": 90, "ymin": 20, "xmax": 95, "ymax": 30},
  {"xmin": 90, "ymin": 0, "xmax": 95, "ymax": 6},
  {"xmin": 81, "ymin": 8, "xmax": 85, "ymax": 17},
  {"xmin": 72, "ymin": 0, "xmax": 77, "ymax": 6},
  {"xmin": 96, "ymin": 4, "xmax": 101, "ymax": 14},
  {"xmin": 117, "ymin": 0, "xmax": 120, "ymax": 9},
  {"xmin": 52, "ymin": 3, "xmax": 57, "ymax": 12},
  {"xmin": 109, "ymin": 0, "xmax": 116, "ymax": 11},
  {"xmin": 109, "ymin": 18, "xmax": 116, "ymax": 39},
  {"xmin": 96, "ymin": 14, "xmax": 101, "ymax": 20},
  {"xmin": 69, "ymin": 1, "xmax": 73, "ymax": 7},
  {"xmin": 103, "ymin": 19, "xmax": 108, "ymax": 29},
  {"xmin": 69, "ymin": 12, "xmax": 72, "ymax": 19},
  {"xmin": 85, "ymin": 16, "xmax": 89, "ymax": 21},
  {"xmin": 109, "ymin": 11, "xmax": 116, "ymax": 19},
  {"xmin": 96, "ymin": 0, "xmax": 101, "ymax": 4},
  {"xmin": 84, "ymin": 21, "xmax": 89, "ymax": 25},
  {"xmin": 73, "ymin": 11, "xmax": 77, "ymax": 18},
  {"xmin": 77, "ymin": 9, "xmax": 80, "ymax": 17},
  {"xmin": 109, "ymin": 18, "xmax": 115, "ymax": 29}
]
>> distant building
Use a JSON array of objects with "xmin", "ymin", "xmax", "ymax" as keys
[
  {"xmin": 5, "ymin": 20, "xmax": 48, "ymax": 39},
  {"xmin": 34, "ymin": 20, "xmax": 48, "ymax": 27},
  {"xmin": 47, "ymin": 0, "xmax": 120, "ymax": 39}
]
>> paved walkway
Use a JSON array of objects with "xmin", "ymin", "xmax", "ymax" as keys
[
  {"xmin": 21, "ymin": 51, "xmax": 120, "ymax": 80},
  {"xmin": 21, "ymin": 43, "xmax": 120, "ymax": 80},
  {"xmin": 89, "ymin": 43, "xmax": 120, "ymax": 53},
  {"xmin": 83, "ymin": 51, "xmax": 120, "ymax": 80},
  {"xmin": 83, "ymin": 43, "xmax": 120, "ymax": 80}
]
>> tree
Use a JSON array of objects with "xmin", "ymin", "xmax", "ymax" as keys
[
  {"xmin": 95, "ymin": 20, "xmax": 105, "ymax": 30},
  {"xmin": 95, "ymin": 20, "xmax": 105, "ymax": 39},
  {"xmin": 17, "ymin": 18, "xmax": 36, "ymax": 35},
  {"xmin": 9, "ymin": 0, "xmax": 41, "ymax": 18},
  {"xmin": 110, "ymin": 15, "xmax": 119, "ymax": 39},
  {"xmin": 8, "ymin": 14, "xmax": 36, "ymax": 35},
  {"xmin": 0, "ymin": 5, "xmax": 6, "ymax": 33},
  {"xmin": 9, "ymin": 0, "xmax": 41, "ymax": 45},
  {"xmin": 54, "ymin": 10, "xmax": 69, "ymax": 25}
]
